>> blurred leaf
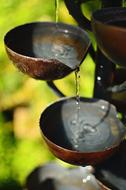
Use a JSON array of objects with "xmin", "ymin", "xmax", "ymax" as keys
[
  {"xmin": 0, "ymin": 178, "xmax": 22, "ymax": 190},
  {"xmin": 12, "ymin": 139, "xmax": 55, "ymax": 183},
  {"xmin": 81, "ymin": 0, "xmax": 101, "ymax": 20}
]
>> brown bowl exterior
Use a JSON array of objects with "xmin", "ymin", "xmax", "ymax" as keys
[
  {"xmin": 98, "ymin": 181, "xmax": 111, "ymax": 190},
  {"xmin": 42, "ymin": 134, "xmax": 119, "ymax": 166},
  {"xmin": 5, "ymin": 46, "xmax": 72, "ymax": 80},
  {"xmin": 92, "ymin": 7, "xmax": 126, "ymax": 67}
]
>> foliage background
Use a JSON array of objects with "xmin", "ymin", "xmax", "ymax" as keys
[{"xmin": 0, "ymin": 0, "xmax": 98, "ymax": 189}]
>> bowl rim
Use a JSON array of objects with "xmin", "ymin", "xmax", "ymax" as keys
[
  {"xmin": 92, "ymin": 7, "xmax": 126, "ymax": 31},
  {"xmin": 4, "ymin": 21, "xmax": 91, "ymax": 62},
  {"xmin": 39, "ymin": 96, "xmax": 125, "ymax": 154}
]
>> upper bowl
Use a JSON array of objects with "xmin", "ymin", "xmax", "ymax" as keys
[
  {"xmin": 4, "ymin": 22, "xmax": 90, "ymax": 80},
  {"xmin": 92, "ymin": 7, "xmax": 126, "ymax": 67}
]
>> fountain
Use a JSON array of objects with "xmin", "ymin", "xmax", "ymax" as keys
[{"xmin": 4, "ymin": 0, "xmax": 126, "ymax": 190}]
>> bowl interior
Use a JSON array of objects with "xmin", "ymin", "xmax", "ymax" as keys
[
  {"xmin": 40, "ymin": 97, "xmax": 125, "ymax": 153},
  {"xmin": 92, "ymin": 7, "xmax": 126, "ymax": 24},
  {"xmin": 4, "ymin": 22, "xmax": 90, "ymax": 70}
]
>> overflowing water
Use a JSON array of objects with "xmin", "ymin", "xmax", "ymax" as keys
[{"xmin": 34, "ymin": 39, "xmax": 79, "ymax": 69}]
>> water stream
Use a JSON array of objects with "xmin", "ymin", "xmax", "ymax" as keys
[
  {"xmin": 55, "ymin": 0, "xmax": 59, "ymax": 23},
  {"xmin": 75, "ymin": 66, "xmax": 81, "ymax": 124},
  {"xmin": 70, "ymin": 67, "xmax": 81, "ymax": 148},
  {"xmin": 70, "ymin": 66, "xmax": 97, "ymax": 150},
  {"xmin": 54, "ymin": 0, "xmax": 96, "ymax": 150}
]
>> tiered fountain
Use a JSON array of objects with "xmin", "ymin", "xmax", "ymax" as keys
[{"xmin": 4, "ymin": 0, "xmax": 126, "ymax": 189}]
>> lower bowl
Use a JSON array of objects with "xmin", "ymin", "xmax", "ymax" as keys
[{"xmin": 40, "ymin": 97, "xmax": 125, "ymax": 165}]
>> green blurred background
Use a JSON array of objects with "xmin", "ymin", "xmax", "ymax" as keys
[{"xmin": 0, "ymin": 0, "xmax": 106, "ymax": 189}]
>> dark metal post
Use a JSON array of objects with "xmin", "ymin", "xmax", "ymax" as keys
[{"xmin": 93, "ymin": 49, "xmax": 115, "ymax": 99}]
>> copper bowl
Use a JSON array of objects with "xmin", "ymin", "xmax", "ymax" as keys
[
  {"xmin": 40, "ymin": 97, "xmax": 125, "ymax": 166},
  {"xmin": 92, "ymin": 7, "xmax": 126, "ymax": 67},
  {"xmin": 4, "ymin": 22, "xmax": 90, "ymax": 80}
]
